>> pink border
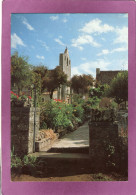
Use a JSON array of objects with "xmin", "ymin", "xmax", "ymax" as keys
[{"xmin": 2, "ymin": 1, "xmax": 136, "ymax": 194}]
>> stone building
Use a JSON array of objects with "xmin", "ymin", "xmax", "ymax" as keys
[
  {"xmin": 58, "ymin": 47, "xmax": 71, "ymax": 103},
  {"xmin": 96, "ymin": 68, "xmax": 121, "ymax": 85},
  {"xmin": 42, "ymin": 47, "xmax": 72, "ymax": 103}
]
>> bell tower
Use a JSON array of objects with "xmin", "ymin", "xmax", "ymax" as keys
[
  {"xmin": 58, "ymin": 47, "xmax": 71, "ymax": 102},
  {"xmin": 59, "ymin": 47, "xmax": 71, "ymax": 81}
]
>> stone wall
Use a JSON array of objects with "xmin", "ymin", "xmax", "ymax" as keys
[
  {"xmin": 35, "ymin": 129, "xmax": 59, "ymax": 152},
  {"xmin": 11, "ymin": 107, "xmax": 40, "ymax": 156},
  {"xmin": 89, "ymin": 109, "xmax": 128, "ymax": 173}
]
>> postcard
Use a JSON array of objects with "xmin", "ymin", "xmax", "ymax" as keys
[{"xmin": 2, "ymin": 0, "xmax": 136, "ymax": 194}]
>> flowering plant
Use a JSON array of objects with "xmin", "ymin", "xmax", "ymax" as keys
[
  {"xmin": 53, "ymin": 98, "xmax": 63, "ymax": 103},
  {"xmin": 11, "ymin": 91, "xmax": 32, "ymax": 107}
]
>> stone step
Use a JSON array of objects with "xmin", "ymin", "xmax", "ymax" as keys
[
  {"xmin": 30, "ymin": 152, "xmax": 90, "ymax": 166},
  {"xmin": 47, "ymin": 146, "xmax": 89, "ymax": 154},
  {"xmin": 29, "ymin": 152, "xmax": 92, "ymax": 177},
  {"xmin": 31, "ymin": 151, "xmax": 90, "ymax": 160},
  {"xmin": 30, "ymin": 152, "xmax": 91, "ymax": 169}
]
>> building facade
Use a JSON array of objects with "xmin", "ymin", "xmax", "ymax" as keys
[
  {"xmin": 57, "ymin": 47, "xmax": 72, "ymax": 103},
  {"xmin": 96, "ymin": 68, "xmax": 121, "ymax": 85}
]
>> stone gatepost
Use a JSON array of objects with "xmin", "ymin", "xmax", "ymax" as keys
[
  {"xmin": 11, "ymin": 107, "xmax": 40, "ymax": 156},
  {"xmin": 89, "ymin": 109, "xmax": 119, "ymax": 170}
]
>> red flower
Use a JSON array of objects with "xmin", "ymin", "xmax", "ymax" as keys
[
  {"xmin": 11, "ymin": 91, "xmax": 18, "ymax": 97},
  {"xmin": 28, "ymin": 96, "xmax": 32, "ymax": 99}
]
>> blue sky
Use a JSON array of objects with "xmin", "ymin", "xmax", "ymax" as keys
[{"xmin": 11, "ymin": 13, "xmax": 128, "ymax": 78}]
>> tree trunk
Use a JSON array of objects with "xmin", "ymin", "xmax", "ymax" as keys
[
  {"xmin": 18, "ymin": 87, "xmax": 21, "ymax": 96},
  {"xmin": 50, "ymin": 90, "xmax": 54, "ymax": 99}
]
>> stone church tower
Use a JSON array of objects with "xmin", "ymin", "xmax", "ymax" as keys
[{"xmin": 58, "ymin": 47, "xmax": 71, "ymax": 102}]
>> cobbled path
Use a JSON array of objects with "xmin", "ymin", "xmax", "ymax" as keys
[{"xmin": 52, "ymin": 122, "xmax": 89, "ymax": 148}]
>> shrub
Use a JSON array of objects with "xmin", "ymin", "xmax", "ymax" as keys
[
  {"xmin": 23, "ymin": 155, "xmax": 37, "ymax": 167},
  {"xmin": 40, "ymin": 100, "xmax": 74, "ymax": 130},
  {"xmin": 73, "ymin": 104, "xmax": 84, "ymax": 121},
  {"xmin": 72, "ymin": 94, "xmax": 85, "ymax": 106},
  {"xmin": 11, "ymin": 155, "xmax": 22, "ymax": 169}
]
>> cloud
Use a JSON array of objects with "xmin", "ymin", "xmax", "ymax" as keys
[
  {"xmin": 37, "ymin": 40, "xmax": 49, "ymax": 51},
  {"xmin": 22, "ymin": 18, "xmax": 34, "ymax": 31},
  {"xmin": 81, "ymin": 57, "xmax": 86, "ymax": 61},
  {"xmin": 36, "ymin": 55, "xmax": 45, "ymax": 60},
  {"xmin": 80, "ymin": 18, "xmax": 114, "ymax": 34},
  {"xmin": 71, "ymin": 67, "xmax": 82, "ymax": 76},
  {"xmin": 97, "ymin": 46, "xmax": 127, "ymax": 56},
  {"xmin": 71, "ymin": 34, "xmax": 100, "ymax": 50},
  {"xmin": 71, "ymin": 59, "xmax": 110, "ymax": 77},
  {"xmin": 97, "ymin": 49, "xmax": 110, "ymax": 56},
  {"xmin": 111, "ymin": 47, "xmax": 127, "ymax": 52},
  {"xmin": 59, "ymin": 35, "xmax": 63, "ymax": 39},
  {"xmin": 54, "ymin": 38, "xmax": 65, "ymax": 46},
  {"xmin": 50, "ymin": 15, "xmax": 59, "ymax": 21},
  {"xmin": 11, "ymin": 33, "xmax": 26, "ymax": 49},
  {"xmin": 114, "ymin": 27, "xmax": 128, "ymax": 44},
  {"xmin": 62, "ymin": 18, "xmax": 68, "ymax": 23}
]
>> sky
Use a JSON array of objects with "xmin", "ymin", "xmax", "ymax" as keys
[{"xmin": 11, "ymin": 13, "xmax": 128, "ymax": 78}]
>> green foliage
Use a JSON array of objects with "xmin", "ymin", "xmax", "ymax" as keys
[
  {"xmin": 110, "ymin": 100, "xmax": 118, "ymax": 109},
  {"xmin": 32, "ymin": 65, "xmax": 48, "ymax": 92},
  {"xmin": 72, "ymin": 94, "xmax": 85, "ymax": 105},
  {"xmin": 73, "ymin": 104, "xmax": 84, "ymax": 120},
  {"xmin": 11, "ymin": 148, "xmax": 37, "ymax": 170},
  {"xmin": 87, "ymin": 97, "xmax": 100, "ymax": 108},
  {"xmin": 23, "ymin": 155, "xmax": 37, "ymax": 167},
  {"xmin": 89, "ymin": 84, "xmax": 108, "ymax": 99},
  {"xmin": 106, "ymin": 71, "xmax": 128, "ymax": 105},
  {"xmin": 71, "ymin": 74, "xmax": 93, "ymax": 94},
  {"xmin": 43, "ymin": 66, "xmax": 68, "ymax": 99},
  {"xmin": 11, "ymin": 155, "xmax": 22, "ymax": 168},
  {"xmin": 40, "ymin": 99, "xmax": 86, "ymax": 131},
  {"xmin": 11, "ymin": 52, "xmax": 32, "ymax": 95}
]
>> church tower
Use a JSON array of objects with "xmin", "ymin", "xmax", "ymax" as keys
[
  {"xmin": 58, "ymin": 47, "xmax": 71, "ymax": 102},
  {"xmin": 59, "ymin": 47, "xmax": 71, "ymax": 81}
]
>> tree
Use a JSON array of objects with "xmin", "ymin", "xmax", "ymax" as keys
[
  {"xmin": 43, "ymin": 66, "xmax": 67, "ymax": 99},
  {"xmin": 106, "ymin": 71, "xmax": 128, "ymax": 107},
  {"xmin": 11, "ymin": 52, "xmax": 31, "ymax": 95},
  {"xmin": 71, "ymin": 74, "xmax": 93, "ymax": 95},
  {"xmin": 89, "ymin": 84, "xmax": 109, "ymax": 99},
  {"xmin": 32, "ymin": 65, "xmax": 48, "ymax": 93}
]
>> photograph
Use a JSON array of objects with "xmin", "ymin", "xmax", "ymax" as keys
[{"xmin": 10, "ymin": 13, "xmax": 128, "ymax": 182}]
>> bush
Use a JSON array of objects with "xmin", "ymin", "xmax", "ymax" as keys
[
  {"xmin": 72, "ymin": 94, "xmax": 85, "ymax": 105},
  {"xmin": 40, "ymin": 98, "xmax": 87, "ymax": 132},
  {"xmin": 73, "ymin": 104, "xmax": 84, "ymax": 121},
  {"xmin": 23, "ymin": 155, "xmax": 37, "ymax": 167},
  {"xmin": 40, "ymin": 100, "xmax": 74, "ymax": 131},
  {"xmin": 11, "ymin": 148, "xmax": 38, "ymax": 175}
]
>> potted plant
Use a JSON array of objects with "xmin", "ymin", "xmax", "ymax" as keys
[{"xmin": 11, "ymin": 91, "xmax": 28, "ymax": 107}]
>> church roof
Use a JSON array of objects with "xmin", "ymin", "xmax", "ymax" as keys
[{"xmin": 96, "ymin": 70, "xmax": 121, "ymax": 85}]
